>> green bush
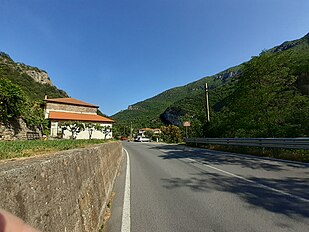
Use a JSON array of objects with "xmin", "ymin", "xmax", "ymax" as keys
[
  {"xmin": 160, "ymin": 125, "xmax": 183, "ymax": 143},
  {"xmin": 0, "ymin": 78, "xmax": 25, "ymax": 123}
]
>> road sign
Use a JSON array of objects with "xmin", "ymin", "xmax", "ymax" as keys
[{"xmin": 183, "ymin": 121, "xmax": 190, "ymax": 127}]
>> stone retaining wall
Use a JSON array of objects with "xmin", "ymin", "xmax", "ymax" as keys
[
  {"xmin": 0, "ymin": 142, "xmax": 123, "ymax": 231},
  {"xmin": 0, "ymin": 118, "xmax": 37, "ymax": 141}
]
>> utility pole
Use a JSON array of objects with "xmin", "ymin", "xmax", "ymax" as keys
[
  {"xmin": 205, "ymin": 83, "xmax": 210, "ymax": 122},
  {"xmin": 130, "ymin": 122, "xmax": 133, "ymax": 139},
  {"xmin": 186, "ymin": 126, "xmax": 188, "ymax": 138}
]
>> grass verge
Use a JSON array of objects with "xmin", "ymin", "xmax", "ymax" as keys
[{"xmin": 0, "ymin": 139, "xmax": 108, "ymax": 161}]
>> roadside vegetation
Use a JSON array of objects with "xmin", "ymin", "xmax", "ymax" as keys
[
  {"xmin": 189, "ymin": 144, "xmax": 309, "ymax": 163},
  {"xmin": 0, "ymin": 139, "xmax": 107, "ymax": 161}
]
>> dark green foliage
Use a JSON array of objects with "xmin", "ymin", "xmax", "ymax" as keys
[
  {"xmin": 22, "ymin": 100, "xmax": 49, "ymax": 131},
  {"xmin": 208, "ymin": 43, "xmax": 309, "ymax": 138},
  {"xmin": 144, "ymin": 130, "xmax": 154, "ymax": 139},
  {"xmin": 0, "ymin": 77, "xmax": 48, "ymax": 132},
  {"xmin": 160, "ymin": 125, "xmax": 183, "ymax": 143},
  {"xmin": 112, "ymin": 123, "xmax": 131, "ymax": 138},
  {"xmin": 0, "ymin": 78, "xmax": 25, "ymax": 123},
  {"xmin": 0, "ymin": 51, "xmax": 68, "ymax": 132}
]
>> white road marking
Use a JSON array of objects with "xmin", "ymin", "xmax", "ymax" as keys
[
  {"xmin": 186, "ymin": 158, "xmax": 309, "ymax": 203},
  {"xmin": 121, "ymin": 148, "xmax": 131, "ymax": 232}
]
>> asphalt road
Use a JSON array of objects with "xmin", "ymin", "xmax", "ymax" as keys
[{"xmin": 108, "ymin": 142, "xmax": 309, "ymax": 232}]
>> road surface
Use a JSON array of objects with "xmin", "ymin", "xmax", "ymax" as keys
[{"xmin": 107, "ymin": 142, "xmax": 309, "ymax": 232}]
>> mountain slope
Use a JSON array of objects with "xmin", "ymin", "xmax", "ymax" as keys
[
  {"xmin": 0, "ymin": 52, "xmax": 68, "ymax": 101},
  {"xmin": 113, "ymin": 33, "xmax": 309, "ymax": 138},
  {"xmin": 0, "ymin": 51, "xmax": 69, "ymax": 135},
  {"xmin": 113, "ymin": 65, "xmax": 242, "ymax": 127},
  {"xmin": 170, "ymin": 33, "xmax": 309, "ymax": 137}
]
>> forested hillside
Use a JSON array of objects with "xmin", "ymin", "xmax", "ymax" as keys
[
  {"xmin": 113, "ymin": 33, "xmax": 309, "ymax": 138},
  {"xmin": 208, "ymin": 35, "xmax": 309, "ymax": 138},
  {"xmin": 0, "ymin": 52, "xmax": 68, "ymax": 132},
  {"xmin": 0, "ymin": 52, "xmax": 68, "ymax": 100},
  {"xmin": 113, "ymin": 65, "xmax": 242, "ymax": 128}
]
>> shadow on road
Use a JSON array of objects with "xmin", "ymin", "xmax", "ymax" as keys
[
  {"xmin": 149, "ymin": 144, "xmax": 309, "ymax": 219},
  {"xmin": 152, "ymin": 144, "xmax": 308, "ymax": 172},
  {"xmin": 161, "ymin": 172, "xmax": 309, "ymax": 218}
]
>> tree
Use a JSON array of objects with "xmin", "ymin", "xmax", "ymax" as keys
[
  {"xmin": 84, "ymin": 122, "xmax": 97, "ymax": 140},
  {"xmin": 22, "ymin": 100, "xmax": 47, "ymax": 132},
  {"xmin": 144, "ymin": 130, "xmax": 154, "ymax": 139},
  {"xmin": 0, "ymin": 78, "xmax": 25, "ymax": 123},
  {"xmin": 100, "ymin": 125, "xmax": 112, "ymax": 140},
  {"xmin": 92, "ymin": 124, "xmax": 112, "ymax": 140},
  {"xmin": 59, "ymin": 121, "xmax": 85, "ymax": 139},
  {"xmin": 160, "ymin": 125, "xmax": 183, "ymax": 143}
]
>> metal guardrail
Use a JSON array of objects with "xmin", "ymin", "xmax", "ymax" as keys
[{"xmin": 185, "ymin": 138, "xmax": 309, "ymax": 150}]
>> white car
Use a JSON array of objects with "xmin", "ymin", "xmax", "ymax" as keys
[{"xmin": 134, "ymin": 137, "xmax": 150, "ymax": 142}]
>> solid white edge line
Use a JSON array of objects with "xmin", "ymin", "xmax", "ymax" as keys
[
  {"xmin": 186, "ymin": 158, "xmax": 309, "ymax": 203},
  {"xmin": 121, "ymin": 148, "xmax": 131, "ymax": 232}
]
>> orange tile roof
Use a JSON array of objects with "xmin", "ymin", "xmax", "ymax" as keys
[
  {"xmin": 49, "ymin": 111, "xmax": 114, "ymax": 123},
  {"xmin": 45, "ymin": 98, "xmax": 98, "ymax": 108}
]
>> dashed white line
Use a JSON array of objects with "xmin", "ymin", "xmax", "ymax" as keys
[
  {"xmin": 186, "ymin": 158, "xmax": 309, "ymax": 203},
  {"xmin": 121, "ymin": 148, "xmax": 131, "ymax": 232}
]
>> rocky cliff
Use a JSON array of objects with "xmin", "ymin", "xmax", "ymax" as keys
[
  {"xmin": 17, "ymin": 64, "xmax": 52, "ymax": 85},
  {"xmin": 160, "ymin": 107, "xmax": 186, "ymax": 126},
  {"xmin": 0, "ymin": 52, "xmax": 52, "ymax": 85}
]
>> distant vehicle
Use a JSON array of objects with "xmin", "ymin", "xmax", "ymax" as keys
[
  {"xmin": 134, "ymin": 137, "xmax": 150, "ymax": 142},
  {"xmin": 120, "ymin": 137, "xmax": 128, "ymax": 141}
]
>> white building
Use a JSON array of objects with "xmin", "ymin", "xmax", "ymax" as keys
[
  {"xmin": 138, "ymin": 128, "xmax": 161, "ymax": 137},
  {"xmin": 44, "ymin": 97, "xmax": 114, "ymax": 139}
]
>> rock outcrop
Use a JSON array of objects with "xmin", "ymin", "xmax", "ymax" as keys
[
  {"xmin": 215, "ymin": 70, "xmax": 241, "ymax": 81},
  {"xmin": 160, "ymin": 107, "xmax": 186, "ymax": 126},
  {"xmin": 18, "ymin": 64, "xmax": 52, "ymax": 85},
  {"xmin": 0, "ymin": 52, "xmax": 52, "ymax": 85},
  {"xmin": 0, "ymin": 118, "xmax": 39, "ymax": 141}
]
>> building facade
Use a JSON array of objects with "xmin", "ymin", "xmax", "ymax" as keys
[
  {"xmin": 138, "ymin": 128, "xmax": 161, "ymax": 137},
  {"xmin": 44, "ymin": 97, "xmax": 114, "ymax": 139}
]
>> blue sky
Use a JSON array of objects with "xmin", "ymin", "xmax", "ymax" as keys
[{"xmin": 0, "ymin": 0, "xmax": 308, "ymax": 115}]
